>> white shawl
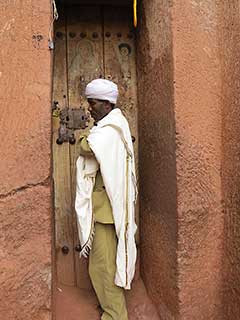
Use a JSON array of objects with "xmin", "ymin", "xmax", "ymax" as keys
[{"xmin": 75, "ymin": 108, "xmax": 137, "ymax": 289}]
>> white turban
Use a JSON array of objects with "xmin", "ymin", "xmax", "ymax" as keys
[{"xmin": 85, "ymin": 79, "xmax": 119, "ymax": 104}]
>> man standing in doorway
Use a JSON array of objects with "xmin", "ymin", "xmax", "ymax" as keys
[{"xmin": 75, "ymin": 79, "xmax": 137, "ymax": 320}]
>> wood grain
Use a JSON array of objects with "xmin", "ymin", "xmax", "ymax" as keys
[
  {"xmin": 66, "ymin": 5, "xmax": 104, "ymax": 289},
  {"xmin": 53, "ymin": 5, "xmax": 139, "ymax": 288},
  {"xmin": 52, "ymin": 7, "xmax": 76, "ymax": 286}
]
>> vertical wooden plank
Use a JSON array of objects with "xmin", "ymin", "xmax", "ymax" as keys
[
  {"xmin": 66, "ymin": 5, "xmax": 104, "ymax": 289},
  {"xmin": 52, "ymin": 7, "xmax": 76, "ymax": 286},
  {"xmin": 103, "ymin": 6, "xmax": 139, "ymax": 241},
  {"xmin": 67, "ymin": 5, "xmax": 104, "ymax": 106}
]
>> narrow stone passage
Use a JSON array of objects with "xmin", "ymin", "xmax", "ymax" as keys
[{"xmin": 56, "ymin": 278, "xmax": 160, "ymax": 320}]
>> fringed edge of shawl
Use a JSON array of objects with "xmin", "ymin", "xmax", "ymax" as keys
[{"xmin": 79, "ymin": 218, "xmax": 95, "ymax": 258}]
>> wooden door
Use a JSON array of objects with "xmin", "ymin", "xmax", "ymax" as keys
[{"xmin": 52, "ymin": 5, "xmax": 138, "ymax": 288}]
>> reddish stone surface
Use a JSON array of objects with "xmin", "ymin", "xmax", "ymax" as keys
[
  {"xmin": 126, "ymin": 278, "xmax": 160, "ymax": 320},
  {"xmin": 2, "ymin": 1, "xmax": 240, "ymax": 319},
  {"xmin": 0, "ymin": 0, "xmax": 52, "ymax": 196},
  {"xmin": 172, "ymin": 1, "xmax": 223, "ymax": 319},
  {"xmin": 137, "ymin": 1, "xmax": 240, "ymax": 319},
  {"xmin": 0, "ymin": 1, "xmax": 53, "ymax": 319},
  {"xmin": 137, "ymin": 1, "xmax": 178, "ymax": 319},
  {"xmin": 0, "ymin": 187, "xmax": 52, "ymax": 320},
  {"xmin": 220, "ymin": 1, "xmax": 240, "ymax": 319},
  {"xmin": 56, "ymin": 279, "xmax": 160, "ymax": 320}
]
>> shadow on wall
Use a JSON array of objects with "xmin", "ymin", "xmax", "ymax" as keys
[
  {"xmin": 220, "ymin": 1, "xmax": 240, "ymax": 318},
  {"xmin": 137, "ymin": 0, "xmax": 178, "ymax": 319}
]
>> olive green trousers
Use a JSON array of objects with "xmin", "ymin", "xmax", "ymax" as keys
[{"xmin": 89, "ymin": 222, "xmax": 128, "ymax": 320}]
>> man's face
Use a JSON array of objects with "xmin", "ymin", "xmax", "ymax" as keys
[{"xmin": 87, "ymin": 98, "xmax": 111, "ymax": 122}]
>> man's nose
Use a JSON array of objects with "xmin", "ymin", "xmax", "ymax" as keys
[{"xmin": 87, "ymin": 105, "xmax": 92, "ymax": 112}]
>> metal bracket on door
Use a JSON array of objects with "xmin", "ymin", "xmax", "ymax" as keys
[{"xmin": 52, "ymin": 101, "xmax": 90, "ymax": 145}]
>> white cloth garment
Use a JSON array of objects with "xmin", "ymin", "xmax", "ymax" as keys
[
  {"xmin": 85, "ymin": 78, "xmax": 119, "ymax": 104},
  {"xmin": 75, "ymin": 108, "xmax": 137, "ymax": 289},
  {"xmin": 75, "ymin": 156, "xmax": 99, "ymax": 256}
]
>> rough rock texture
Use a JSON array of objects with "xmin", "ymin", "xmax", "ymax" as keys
[
  {"xmin": 56, "ymin": 279, "xmax": 160, "ymax": 320},
  {"xmin": 137, "ymin": 1, "xmax": 178, "ymax": 319},
  {"xmin": 0, "ymin": 0, "xmax": 52, "ymax": 196},
  {"xmin": 2, "ymin": 1, "xmax": 240, "ymax": 319},
  {"xmin": 172, "ymin": 1, "xmax": 223, "ymax": 319},
  {"xmin": 0, "ymin": 187, "xmax": 52, "ymax": 320},
  {"xmin": 220, "ymin": 1, "xmax": 240, "ymax": 319},
  {"xmin": 0, "ymin": 1, "xmax": 53, "ymax": 319},
  {"xmin": 138, "ymin": 1, "xmax": 236, "ymax": 319}
]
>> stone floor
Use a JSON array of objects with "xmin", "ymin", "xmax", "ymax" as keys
[{"xmin": 56, "ymin": 278, "xmax": 160, "ymax": 320}]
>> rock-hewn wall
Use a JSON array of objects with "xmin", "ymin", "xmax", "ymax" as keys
[
  {"xmin": 137, "ymin": 2, "xmax": 178, "ymax": 319},
  {"xmin": 138, "ymin": 1, "xmax": 230, "ymax": 319},
  {"xmin": 172, "ymin": 1, "xmax": 223, "ymax": 319},
  {"xmin": 220, "ymin": 2, "xmax": 240, "ymax": 318},
  {"xmin": 2, "ymin": 1, "xmax": 240, "ymax": 319},
  {"xmin": 0, "ymin": 1, "xmax": 53, "ymax": 319}
]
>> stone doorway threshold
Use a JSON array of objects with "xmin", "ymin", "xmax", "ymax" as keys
[{"xmin": 56, "ymin": 278, "xmax": 160, "ymax": 320}]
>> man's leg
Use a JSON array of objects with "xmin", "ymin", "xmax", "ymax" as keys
[{"xmin": 89, "ymin": 222, "xmax": 128, "ymax": 320}]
